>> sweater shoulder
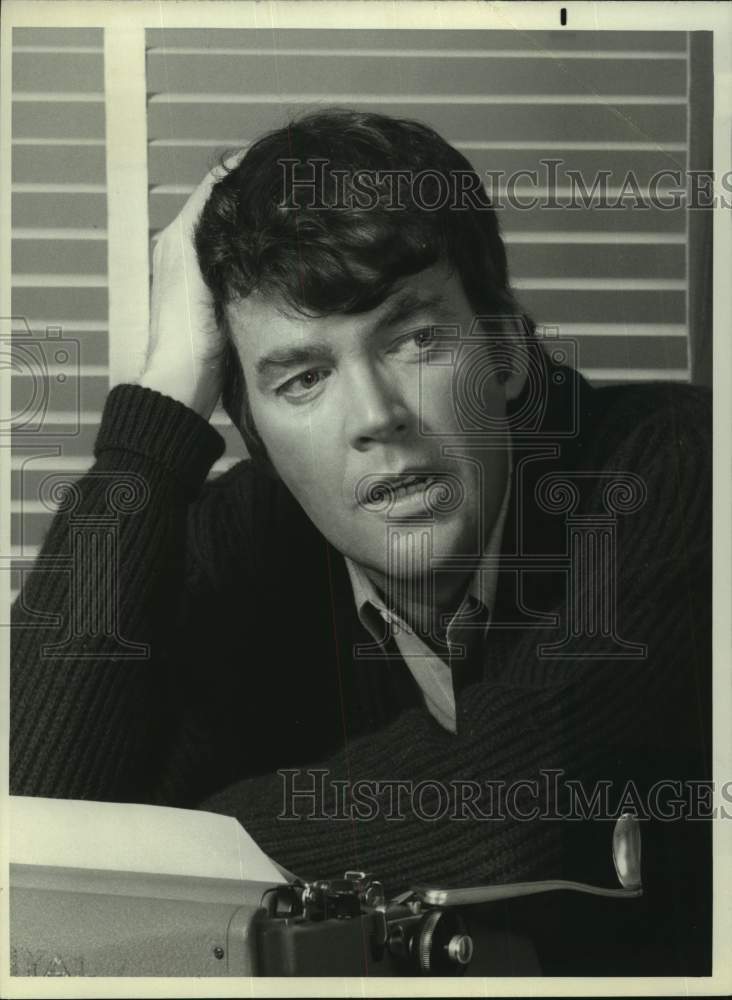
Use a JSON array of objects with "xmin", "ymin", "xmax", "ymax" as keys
[
  {"xmin": 576, "ymin": 379, "xmax": 711, "ymax": 475},
  {"xmin": 588, "ymin": 380, "xmax": 710, "ymax": 440},
  {"xmin": 578, "ymin": 380, "xmax": 712, "ymax": 549}
]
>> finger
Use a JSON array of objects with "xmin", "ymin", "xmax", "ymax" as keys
[
  {"xmin": 151, "ymin": 147, "xmax": 247, "ymax": 257},
  {"xmin": 182, "ymin": 146, "xmax": 248, "ymax": 219}
]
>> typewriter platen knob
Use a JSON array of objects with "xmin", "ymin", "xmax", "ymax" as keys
[
  {"xmin": 447, "ymin": 932, "xmax": 474, "ymax": 966},
  {"xmin": 415, "ymin": 908, "xmax": 473, "ymax": 975}
]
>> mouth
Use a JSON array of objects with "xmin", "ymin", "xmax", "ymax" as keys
[{"xmin": 357, "ymin": 471, "xmax": 446, "ymax": 512}]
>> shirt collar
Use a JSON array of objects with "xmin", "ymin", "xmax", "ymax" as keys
[{"xmin": 345, "ymin": 447, "xmax": 513, "ymax": 640}]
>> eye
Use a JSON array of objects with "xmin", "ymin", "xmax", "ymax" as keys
[
  {"xmin": 389, "ymin": 327, "xmax": 436, "ymax": 360},
  {"xmin": 277, "ymin": 368, "xmax": 331, "ymax": 400},
  {"xmin": 411, "ymin": 327, "xmax": 434, "ymax": 347}
]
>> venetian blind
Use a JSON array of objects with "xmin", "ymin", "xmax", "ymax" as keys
[
  {"xmin": 145, "ymin": 27, "xmax": 693, "ymax": 469},
  {"xmin": 10, "ymin": 27, "xmax": 107, "ymax": 596}
]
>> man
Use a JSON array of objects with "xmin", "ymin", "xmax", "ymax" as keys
[{"xmin": 10, "ymin": 109, "xmax": 712, "ymax": 974}]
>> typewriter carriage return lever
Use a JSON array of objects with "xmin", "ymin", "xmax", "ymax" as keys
[{"xmin": 258, "ymin": 813, "xmax": 642, "ymax": 976}]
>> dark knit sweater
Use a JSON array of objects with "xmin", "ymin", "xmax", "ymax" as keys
[{"xmin": 10, "ymin": 364, "xmax": 712, "ymax": 974}]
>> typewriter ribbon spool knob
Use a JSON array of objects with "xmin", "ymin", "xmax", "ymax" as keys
[{"xmin": 414, "ymin": 909, "xmax": 474, "ymax": 975}]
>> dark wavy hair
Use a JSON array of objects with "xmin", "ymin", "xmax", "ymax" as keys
[{"xmin": 194, "ymin": 107, "xmax": 532, "ymax": 465}]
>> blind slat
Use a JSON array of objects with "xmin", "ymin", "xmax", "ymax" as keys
[
  {"xmin": 12, "ymin": 144, "xmax": 107, "ymax": 184},
  {"xmin": 145, "ymin": 28, "xmax": 687, "ymax": 54},
  {"xmin": 498, "ymin": 202, "xmax": 686, "ymax": 234},
  {"xmin": 12, "ymin": 102, "xmax": 106, "ymax": 139},
  {"xmin": 12, "ymin": 239, "xmax": 108, "ymax": 275},
  {"xmin": 13, "ymin": 27, "xmax": 104, "ymax": 47},
  {"xmin": 12, "ymin": 192, "xmax": 106, "ymax": 229},
  {"xmin": 11, "ymin": 287, "xmax": 108, "ymax": 321},
  {"xmin": 13, "ymin": 52, "xmax": 105, "ymax": 92},
  {"xmin": 147, "ymin": 144, "xmax": 687, "ymax": 188},
  {"xmin": 146, "ymin": 53, "xmax": 686, "ymax": 98},
  {"xmin": 147, "ymin": 102, "xmax": 687, "ymax": 146},
  {"xmin": 507, "ymin": 244, "xmax": 685, "ymax": 280},
  {"xmin": 11, "ymin": 373, "xmax": 109, "ymax": 415},
  {"xmin": 519, "ymin": 289, "xmax": 685, "ymax": 325}
]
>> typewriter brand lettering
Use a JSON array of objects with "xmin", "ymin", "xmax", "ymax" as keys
[
  {"xmin": 44, "ymin": 954, "xmax": 73, "ymax": 976},
  {"xmin": 12, "ymin": 947, "xmax": 84, "ymax": 976}
]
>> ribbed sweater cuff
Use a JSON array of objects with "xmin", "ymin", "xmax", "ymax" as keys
[{"xmin": 94, "ymin": 383, "xmax": 226, "ymax": 497}]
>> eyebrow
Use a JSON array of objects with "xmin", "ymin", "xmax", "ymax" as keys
[
  {"xmin": 374, "ymin": 290, "xmax": 449, "ymax": 330},
  {"xmin": 254, "ymin": 291, "xmax": 450, "ymax": 388}
]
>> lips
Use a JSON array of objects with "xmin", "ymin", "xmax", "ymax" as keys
[
  {"xmin": 357, "ymin": 470, "xmax": 443, "ymax": 510},
  {"xmin": 373, "ymin": 473, "xmax": 438, "ymax": 503}
]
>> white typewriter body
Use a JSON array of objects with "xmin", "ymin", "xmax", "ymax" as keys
[{"xmin": 9, "ymin": 797, "xmax": 289, "ymax": 976}]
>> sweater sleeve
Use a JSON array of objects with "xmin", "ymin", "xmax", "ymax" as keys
[
  {"xmin": 10, "ymin": 383, "xmax": 226, "ymax": 802},
  {"xmin": 199, "ymin": 393, "xmax": 712, "ymax": 908}
]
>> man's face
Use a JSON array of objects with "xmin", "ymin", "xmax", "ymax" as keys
[{"xmin": 227, "ymin": 261, "xmax": 524, "ymax": 595}]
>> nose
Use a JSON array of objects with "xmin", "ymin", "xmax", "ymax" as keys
[{"xmin": 345, "ymin": 365, "xmax": 411, "ymax": 450}]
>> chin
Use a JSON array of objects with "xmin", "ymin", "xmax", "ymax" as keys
[{"xmin": 358, "ymin": 515, "xmax": 477, "ymax": 576}]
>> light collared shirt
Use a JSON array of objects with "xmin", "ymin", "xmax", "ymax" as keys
[{"xmin": 345, "ymin": 457, "xmax": 513, "ymax": 734}]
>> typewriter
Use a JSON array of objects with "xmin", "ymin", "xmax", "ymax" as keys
[{"xmin": 9, "ymin": 797, "xmax": 642, "ymax": 977}]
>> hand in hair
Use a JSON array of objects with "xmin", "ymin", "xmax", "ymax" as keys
[{"xmin": 138, "ymin": 152, "xmax": 245, "ymax": 420}]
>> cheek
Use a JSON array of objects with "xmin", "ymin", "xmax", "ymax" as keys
[
  {"xmin": 421, "ymin": 361, "xmax": 508, "ymax": 435},
  {"xmin": 249, "ymin": 398, "xmax": 343, "ymax": 514},
  {"xmin": 415, "ymin": 367, "xmax": 462, "ymax": 432}
]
